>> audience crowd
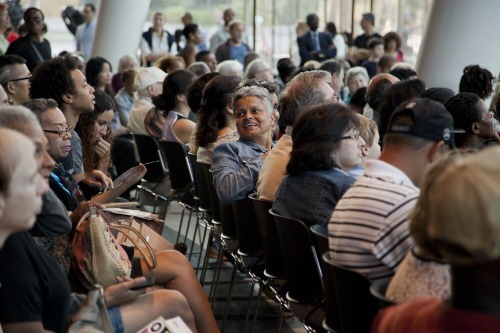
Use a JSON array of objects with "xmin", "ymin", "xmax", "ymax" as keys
[{"xmin": 0, "ymin": 4, "xmax": 499, "ymax": 333}]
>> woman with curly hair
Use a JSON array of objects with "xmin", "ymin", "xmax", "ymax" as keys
[
  {"xmin": 459, "ymin": 64, "xmax": 495, "ymax": 101},
  {"xmin": 195, "ymin": 74, "xmax": 241, "ymax": 164},
  {"xmin": 383, "ymin": 31, "xmax": 404, "ymax": 62},
  {"xmin": 75, "ymin": 88, "xmax": 114, "ymax": 174},
  {"xmin": 85, "ymin": 56, "xmax": 114, "ymax": 96}
]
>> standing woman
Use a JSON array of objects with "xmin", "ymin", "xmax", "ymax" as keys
[
  {"xmin": 140, "ymin": 12, "xmax": 175, "ymax": 66},
  {"xmin": 179, "ymin": 24, "xmax": 202, "ymax": 67},
  {"xmin": 383, "ymin": 31, "xmax": 404, "ymax": 62},
  {"xmin": 86, "ymin": 56, "xmax": 114, "ymax": 96},
  {"xmin": 325, "ymin": 21, "xmax": 346, "ymax": 60}
]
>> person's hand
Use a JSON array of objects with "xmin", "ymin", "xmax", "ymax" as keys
[
  {"xmin": 104, "ymin": 276, "xmax": 149, "ymax": 307},
  {"xmin": 89, "ymin": 169, "xmax": 113, "ymax": 191},
  {"xmin": 69, "ymin": 200, "xmax": 106, "ymax": 225},
  {"xmin": 93, "ymin": 139, "xmax": 111, "ymax": 160}
]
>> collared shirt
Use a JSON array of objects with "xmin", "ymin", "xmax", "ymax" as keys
[
  {"xmin": 211, "ymin": 138, "xmax": 272, "ymax": 204},
  {"xmin": 127, "ymin": 97, "xmax": 153, "ymax": 135},
  {"xmin": 140, "ymin": 30, "xmax": 170, "ymax": 56},
  {"xmin": 75, "ymin": 20, "xmax": 96, "ymax": 60},
  {"xmin": 114, "ymin": 88, "xmax": 135, "ymax": 129},
  {"xmin": 256, "ymin": 127, "xmax": 292, "ymax": 201},
  {"xmin": 328, "ymin": 159, "xmax": 418, "ymax": 283}
]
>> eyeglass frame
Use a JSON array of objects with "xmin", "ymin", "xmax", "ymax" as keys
[
  {"xmin": 7, "ymin": 74, "xmax": 32, "ymax": 83},
  {"xmin": 340, "ymin": 129, "xmax": 360, "ymax": 141},
  {"xmin": 43, "ymin": 126, "xmax": 73, "ymax": 137}
]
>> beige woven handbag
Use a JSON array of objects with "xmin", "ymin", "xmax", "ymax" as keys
[{"xmin": 73, "ymin": 207, "xmax": 157, "ymax": 289}]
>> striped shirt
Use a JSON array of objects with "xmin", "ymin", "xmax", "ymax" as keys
[{"xmin": 328, "ymin": 159, "xmax": 418, "ymax": 282}]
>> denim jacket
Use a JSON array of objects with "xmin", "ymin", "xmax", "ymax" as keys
[
  {"xmin": 273, "ymin": 168, "xmax": 355, "ymax": 229},
  {"xmin": 211, "ymin": 139, "xmax": 271, "ymax": 204}
]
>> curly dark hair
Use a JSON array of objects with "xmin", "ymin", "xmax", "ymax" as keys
[
  {"xmin": 383, "ymin": 31, "xmax": 402, "ymax": 50},
  {"xmin": 459, "ymin": 64, "xmax": 495, "ymax": 100},
  {"xmin": 74, "ymin": 89, "xmax": 114, "ymax": 172},
  {"xmin": 152, "ymin": 69, "xmax": 195, "ymax": 115},
  {"xmin": 287, "ymin": 102, "xmax": 359, "ymax": 176},
  {"xmin": 30, "ymin": 56, "xmax": 79, "ymax": 111},
  {"xmin": 444, "ymin": 92, "xmax": 482, "ymax": 147},
  {"xmin": 195, "ymin": 75, "xmax": 241, "ymax": 148},
  {"xmin": 85, "ymin": 57, "xmax": 114, "ymax": 96}
]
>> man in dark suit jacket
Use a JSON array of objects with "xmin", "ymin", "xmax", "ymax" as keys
[{"xmin": 297, "ymin": 13, "xmax": 336, "ymax": 66}]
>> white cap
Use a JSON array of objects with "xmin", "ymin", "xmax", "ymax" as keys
[{"xmin": 134, "ymin": 67, "xmax": 167, "ymax": 91}]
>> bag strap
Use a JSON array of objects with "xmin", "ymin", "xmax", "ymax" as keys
[{"xmin": 108, "ymin": 223, "xmax": 157, "ymax": 269}]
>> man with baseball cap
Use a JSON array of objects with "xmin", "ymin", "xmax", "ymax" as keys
[
  {"xmin": 128, "ymin": 66, "xmax": 166, "ymax": 135},
  {"xmin": 373, "ymin": 146, "xmax": 500, "ymax": 332},
  {"xmin": 328, "ymin": 98, "xmax": 454, "ymax": 283}
]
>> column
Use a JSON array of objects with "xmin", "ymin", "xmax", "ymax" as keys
[
  {"xmin": 416, "ymin": 0, "xmax": 500, "ymax": 91},
  {"xmin": 91, "ymin": 0, "xmax": 151, "ymax": 70}
]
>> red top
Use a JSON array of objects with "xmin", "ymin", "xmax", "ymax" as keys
[{"xmin": 373, "ymin": 297, "xmax": 500, "ymax": 333}]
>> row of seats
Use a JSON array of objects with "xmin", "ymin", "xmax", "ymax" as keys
[{"xmin": 132, "ymin": 135, "xmax": 395, "ymax": 332}]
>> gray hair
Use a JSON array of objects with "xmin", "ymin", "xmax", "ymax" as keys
[
  {"xmin": 22, "ymin": 98, "xmax": 59, "ymax": 128},
  {"xmin": 216, "ymin": 60, "xmax": 243, "ymax": 77},
  {"xmin": 345, "ymin": 66, "xmax": 369, "ymax": 86},
  {"xmin": 0, "ymin": 105, "xmax": 40, "ymax": 134},
  {"xmin": 231, "ymin": 86, "xmax": 273, "ymax": 115},
  {"xmin": 117, "ymin": 54, "xmax": 137, "ymax": 73},
  {"xmin": 280, "ymin": 70, "xmax": 332, "ymax": 127},
  {"xmin": 187, "ymin": 61, "xmax": 211, "ymax": 77},
  {"xmin": 245, "ymin": 58, "xmax": 270, "ymax": 80}
]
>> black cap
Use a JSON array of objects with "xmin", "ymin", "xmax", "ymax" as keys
[{"xmin": 388, "ymin": 98, "xmax": 461, "ymax": 145}]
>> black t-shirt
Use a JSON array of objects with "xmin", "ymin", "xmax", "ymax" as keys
[
  {"xmin": 354, "ymin": 32, "xmax": 382, "ymax": 49},
  {"xmin": 5, "ymin": 36, "xmax": 52, "ymax": 71},
  {"xmin": 0, "ymin": 232, "xmax": 71, "ymax": 333}
]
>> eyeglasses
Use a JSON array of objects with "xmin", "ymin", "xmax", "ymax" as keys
[
  {"xmin": 43, "ymin": 126, "xmax": 73, "ymax": 137},
  {"xmin": 340, "ymin": 130, "xmax": 360, "ymax": 141},
  {"xmin": 8, "ymin": 74, "xmax": 31, "ymax": 83}
]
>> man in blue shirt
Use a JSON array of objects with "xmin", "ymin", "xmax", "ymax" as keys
[{"xmin": 75, "ymin": 3, "xmax": 96, "ymax": 60}]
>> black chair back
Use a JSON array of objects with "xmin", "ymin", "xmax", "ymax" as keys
[
  {"xmin": 232, "ymin": 196, "xmax": 262, "ymax": 257},
  {"xmin": 249, "ymin": 193, "xmax": 285, "ymax": 278},
  {"xmin": 200, "ymin": 163, "xmax": 221, "ymax": 223},
  {"xmin": 322, "ymin": 252, "xmax": 380, "ymax": 333},
  {"xmin": 132, "ymin": 134, "xmax": 167, "ymax": 182},
  {"xmin": 370, "ymin": 280, "xmax": 395, "ymax": 308},
  {"xmin": 188, "ymin": 153, "xmax": 212, "ymax": 212},
  {"xmin": 310, "ymin": 224, "xmax": 330, "ymax": 259},
  {"xmin": 270, "ymin": 209, "xmax": 324, "ymax": 305},
  {"xmin": 159, "ymin": 140, "xmax": 193, "ymax": 192}
]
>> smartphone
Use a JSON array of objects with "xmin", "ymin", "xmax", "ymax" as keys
[{"xmin": 129, "ymin": 276, "xmax": 155, "ymax": 290}]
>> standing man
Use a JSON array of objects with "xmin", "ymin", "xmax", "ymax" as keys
[
  {"xmin": 209, "ymin": 8, "xmax": 235, "ymax": 52},
  {"xmin": 6, "ymin": 7, "xmax": 51, "ymax": 71},
  {"xmin": 214, "ymin": 19, "xmax": 251, "ymax": 65},
  {"xmin": 140, "ymin": 12, "xmax": 175, "ymax": 67},
  {"xmin": 75, "ymin": 3, "xmax": 96, "ymax": 61},
  {"xmin": 350, "ymin": 12, "xmax": 382, "ymax": 64},
  {"xmin": 297, "ymin": 13, "xmax": 336, "ymax": 66}
]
